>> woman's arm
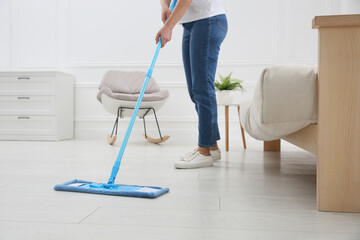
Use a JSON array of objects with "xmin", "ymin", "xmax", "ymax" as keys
[
  {"xmin": 160, "ymin": 0, "xmax": 171, "ymax": 9},
  {"xmin": 160, "ymin": 0, "xmax": 171, "ymax": 23},
  {"xmin": 156, "ymin": 0, "xmax": 192, "ymax": 47}
]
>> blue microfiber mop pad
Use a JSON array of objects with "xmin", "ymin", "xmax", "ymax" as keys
[{"xmin": 54, "ymin": 179, "xmax": 169, "ymax": 198}]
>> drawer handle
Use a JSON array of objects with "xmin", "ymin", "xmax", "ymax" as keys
[
  {"xmin": 17, "ymin": 116, "xmax": 30, "ymax": 120},
  {"xmin": 18, "ymin": 76, "xmax": 30, "ymax": 80},
  {"xmin": 18, "ymin": 96, "xmax": 30, "ymax": 100}
]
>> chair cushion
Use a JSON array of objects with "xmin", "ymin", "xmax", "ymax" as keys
[
  {"xmin": 97, "ymin": 71, "xmax": 169, "ymax": 102},
  {"xmin": 100, "ymin": 88, "xmax": 169, "ymax": 102}
]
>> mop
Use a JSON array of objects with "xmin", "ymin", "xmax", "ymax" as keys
[{"xmin": 54, "ymin": 0, "xmax": 177, "ymax": 198}]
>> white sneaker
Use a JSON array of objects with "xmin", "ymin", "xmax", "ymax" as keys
[
  {"xmin": 180, "ymin": 148, "xmax": 221, "ymax": 161},
  {"xmin": 179, "ymin": 148, "xmax": 197, "ymax": 160},
  {"xmin": 175, "ymin": 151, "xmax": 213, "ymax": 169},
  {"xmin": 210, "ymin": 149, "xmax": 221, "ymax": 161}
]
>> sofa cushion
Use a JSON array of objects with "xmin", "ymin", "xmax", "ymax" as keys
[{"xmin": 240, "ymin": 65, "xmax": 318, "ymax": 141}]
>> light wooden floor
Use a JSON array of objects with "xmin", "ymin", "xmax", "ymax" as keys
[{"xmin": 0, "ymin": 138, "xmax": 359, "ymax": 240}]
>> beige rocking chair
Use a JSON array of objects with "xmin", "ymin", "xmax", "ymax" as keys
[{"xmin": 97, "ymin": 71, "xmax": 170, "ymax": 145}]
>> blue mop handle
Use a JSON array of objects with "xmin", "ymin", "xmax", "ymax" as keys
[{"xmin": 108, "ymin": 0, "xmax": 177, "ymax": 185}]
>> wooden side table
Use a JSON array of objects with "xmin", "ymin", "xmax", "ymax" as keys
[{"xmin": 224, "ymin": 105, "xmax": 247, "ymax": 151}]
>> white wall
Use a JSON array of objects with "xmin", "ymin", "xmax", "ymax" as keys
[
  {"xmin": 0, "ymin": 0, "xmax": 356, "ymax": 141},
  {"xmin": 341, "ymin": 0, "xmax": 360, "ymax": 13}
]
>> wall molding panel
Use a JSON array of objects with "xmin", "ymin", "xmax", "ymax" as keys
[
  {"xmin": 18, "ymin": 0, "xmax": 58, "ymax": 69},
  {"xmin": 0, "ymin": 0, "xmax": 11, "ymax": 70},
  {"xmin": 286, "ymin": 0, "xmax": 337, "ymax": 64},
  {"xmin": 74, "ymin": 82, "xmax": 257, "ymax": 89},
  {"xmin": 65, "ymin": 61, "xmax": 278, "ymax": 69}
]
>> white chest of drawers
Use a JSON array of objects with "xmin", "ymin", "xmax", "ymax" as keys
[{"xmin": 0, "ymin": 72, "xmax": 74, "ymax": 140}]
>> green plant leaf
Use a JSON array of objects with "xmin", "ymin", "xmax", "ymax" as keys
[{"xmin": 214, "ymin": 72, "xmax": 245, "ymax": 91}]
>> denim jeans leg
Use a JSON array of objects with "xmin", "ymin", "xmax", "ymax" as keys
[
  {"xmin": 182, "ymin": 15, "xmax": 227, "ymax": 148},
  {"xmin": 182, "ymin": 22, "xmax": 199, "ymax": 114},
  {"xmin": 209, "ymin": 15, "xmax": 228, "ymax": 142}
]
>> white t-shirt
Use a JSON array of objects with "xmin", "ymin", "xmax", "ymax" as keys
[{"xmin": 179, "ymin": 0, "xmax": 225, "ymax": 24}]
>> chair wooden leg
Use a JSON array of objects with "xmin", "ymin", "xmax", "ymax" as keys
[
  {"xmin": 225, "ymin": 106, "xmax": 229, "ymax": 151},
  {"xmin": 107, "ymin": 134, "xmax": 117, "ymax": 145},
  {"xmin": 240, "ymin": 126, "xmax": 247, "ymax": 149},
  {"xmin": 237, "ymin": 106, "xmax": 247, "ymax": 149},
  {"xmin": 264, "ymin": 140, "xmax": 281, "ymax": 151}
]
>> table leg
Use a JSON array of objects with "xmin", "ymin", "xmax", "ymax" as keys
[
  {"xmin": 237, "ymin": 106, "xmax": 247, "ymax": 149},
  {"xmin": 225, "ymin": 106, "xmax": 229, "ymax": 151}
]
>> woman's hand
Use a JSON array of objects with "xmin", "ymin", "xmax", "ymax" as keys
[
  {"xmin": 161, "ymin": 7, "xmax": 171, "ymax": 24},
  {"xmin": 155, "ymin": 25, "xmax": 173, "ymax": 48},
  {"xmin": 156, "ymin": 6, "xmax": 172, "ymax": 48},
  {"xmin": 156, "ymin": 0, "xmax": 193, "ymax": 48}
]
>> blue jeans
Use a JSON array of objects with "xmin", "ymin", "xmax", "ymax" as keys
[{"xmin": 182, "ymin": 14, "xmax": 228, "ymax": 148}]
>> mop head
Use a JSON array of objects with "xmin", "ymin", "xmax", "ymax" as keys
[{"xmin": 54, "ymin": 179, "xmax": 169, "ymax": 198}]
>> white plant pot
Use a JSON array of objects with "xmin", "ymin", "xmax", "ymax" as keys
[{"xmin": 216, "ymin": 90, "xmax": 243, "ymax": 106}]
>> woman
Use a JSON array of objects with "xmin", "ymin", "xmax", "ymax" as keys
[{"xmin": 156, "ymin": 0, "xmax": 227, "ymax": 169}]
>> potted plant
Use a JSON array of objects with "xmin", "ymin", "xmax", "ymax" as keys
[{"xmin": 215, "ymin": 72, "xmax": 245, "ymax": 105}]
